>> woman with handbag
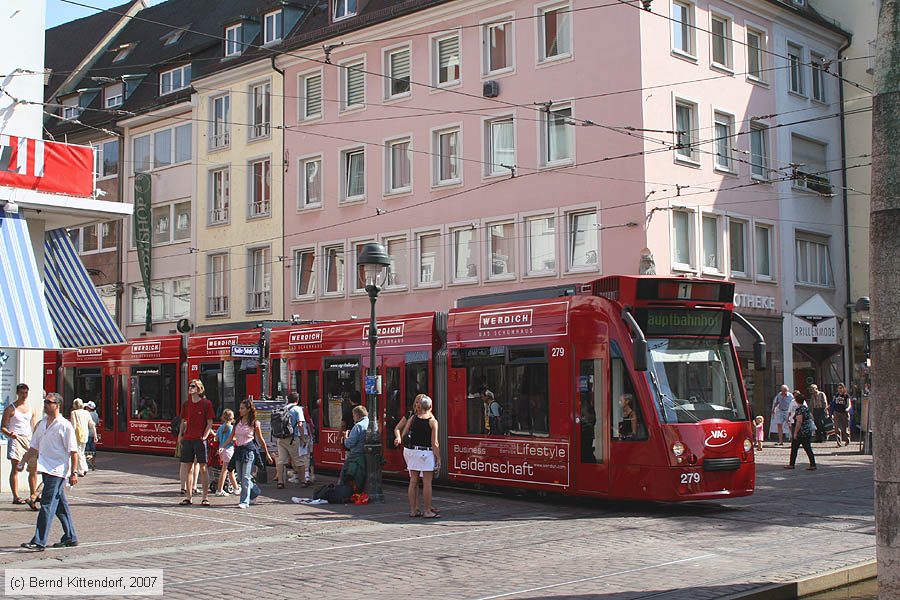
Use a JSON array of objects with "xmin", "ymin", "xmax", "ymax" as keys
[
  {"xmin": 395, "ymin": 394, "xmax": 440, "ymax": 518},
  {"xmin": 225, "ymin": 399, "xmax": 273, "ymax": 509}
]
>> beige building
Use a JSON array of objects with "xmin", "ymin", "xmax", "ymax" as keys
[
  {"xmin": 193, "ymin": 57, "xmax": 285, "ymax": 328},
  {"xmin": 810, "ymin": 0, "xmax": 877, "ymax": 385}
]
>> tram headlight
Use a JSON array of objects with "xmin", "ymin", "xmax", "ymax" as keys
[
  {"xmin": 672, "ymin": 441, "xmax": 685, "ymax": 457},
  {"xmin": 743, "ymin": 438, "xmax": 753, "ymax": 452}
]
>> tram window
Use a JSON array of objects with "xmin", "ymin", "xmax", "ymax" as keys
[
  {"xmin": 306, "ymin": 370, "xmax": 320, "ymax": 441},
  {"xmin": 130, "ymin": 364, "xmax": 176, "ymax": 420},
  {"xmin": 199, "ymin": 360, "xmax": 248, "ymax": 419},
  {"xmin": 271, "ymin": 358, "xmax": 289, "ymax": 398},
  {"xmin": 611, "ymin": 355, "xmax": 647, "ymax": 441},
  {"xmin": 73, "ymin": 368, "xmax": 102, "ymax": 421},
  {"xmin": 579, "ymin": 360, "xmax": 603, "ymax": 463},
  {"xmin": 405, "ymin": 360, "xmax": 429, "ymax": 412},
  {"xmin": 458, "ymin": 345, "xmax": 549, "ymax": 437},
  {"xmin": 323, "ymin": 358, "xmax": 359, "ymax": 429},
  {"xmin": 385, "ymin": 367, "xmax": 402, "ymax": 440},
  {"xmin": 103, "ymin": 375, "xmax": 114, "ymax": 431}
]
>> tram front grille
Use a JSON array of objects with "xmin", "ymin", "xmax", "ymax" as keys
[{"xmin": 703, "ymin": 457, "xmax": 741, "ymax": 472}]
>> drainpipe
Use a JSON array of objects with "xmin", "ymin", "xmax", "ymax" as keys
[{"xmin": 837, "ymin": 37, "xmax": 853, "ymax": 387}]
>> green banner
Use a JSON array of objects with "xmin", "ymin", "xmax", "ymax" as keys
[{"xmin": 134, "ymin": 173, "xmax": 152, "ymax": 331}]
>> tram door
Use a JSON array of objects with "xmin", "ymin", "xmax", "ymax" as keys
[
  {"xmin": 103, "ymin": 370, "xmax": 129, "ymax": 450},
  {"xmin": 574, "ymin": 349, "xmax": 608, "ymax": 494}
]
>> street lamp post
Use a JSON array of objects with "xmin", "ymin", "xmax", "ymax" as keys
[
  {"xmin": 854, "ymin": 297, "xmax": 872, "ymax": 455},
  {"xmin": 357, "ymin": 242, "xmax": 391, "ymax": 503}
]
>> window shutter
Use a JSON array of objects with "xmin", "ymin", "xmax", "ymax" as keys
[
  {"xmin": 438, "ymin": 37, "xmax": 459, "ymax": 74},
  {"xmin": 346, "ymin": 63, "xmax": 365, "ymax": 106},
  {"xmin": 792, "ymin": 137, "xmax": 826, "ymax": 175},
  {"xmin": 391, "ymin": 50, "xmax": 410, "ymax": 80},
  {"xmin": 305, "ymin": 74, "xmax": 322, "ymax": 116}
]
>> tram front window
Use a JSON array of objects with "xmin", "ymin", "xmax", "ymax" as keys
[
  {"xmin": 646, "ymin": 338, "xmax": 746, "ymax": 423},
  {"xmin": 130, "ymin": 364, "xmax": 176, "ymax": 420},
  {"xmin": 73, "ymin": 368, "xmax": 102, "ymax": 420},
  {"xmin": 200, "ymin": 360, "xmax": 252, "ymax": 418}
]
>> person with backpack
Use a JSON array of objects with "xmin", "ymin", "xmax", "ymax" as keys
[
  {"xmin": 69, "ymin": 398, "xmax": 95, "ymax": 477},
  {"xmin": 272, "ymin": 392, "xmax": 309, "ymax": 489},
  {"xmin": 225, "ymin": 398, "xmax": 272, "ymax": 509}
]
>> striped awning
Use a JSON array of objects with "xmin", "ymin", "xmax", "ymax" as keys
[
  {"xmin": 0, "ymin": 210, "xmax": 60, "ymax": 349},
  {"xmin": 43, "ymin": 228, "xmax": 126, "ymax": 348}
]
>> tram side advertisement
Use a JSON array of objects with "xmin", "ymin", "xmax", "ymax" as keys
[
  {"xmin": 448, "ymin": 437, "xmax": 570, "ymax": 488},
  {"xmin": 127, "ymin": 421, "xmax": 177, "ymax": 451}
]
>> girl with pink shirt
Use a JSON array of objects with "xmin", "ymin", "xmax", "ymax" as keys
[{"xmin": 225, "ymin": 399, "xmax": 272, "ymax": 509}]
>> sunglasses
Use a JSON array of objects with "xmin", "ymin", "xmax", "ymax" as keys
[
  {"xmin": 43, "ymin": 400, "xmax": 58, "ymax": 405},
  {"xmin": 189, "ymin": 385, "xmax": 198, "ymax": 389}
]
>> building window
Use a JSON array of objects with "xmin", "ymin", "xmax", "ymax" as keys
[
  {"xmin": 796, "ymin": 236, "xmax": 832, "ymax": 287},
  {"xmin": 672, "ymin": 210, "xmax": 695, "ymax": 269},
  {"xmin": 342, "ymin": 60, "xmax": 365, "ymax": 110},
  {"xmin": 750, "ymin": 122, "xmax": 768, "ymax": 179},
  {"xmin": 250, "ymin": 82, "xmax": 271, "ymax": 139},
  {"xmin": 131, "ymin": 278, "xmax": 190, "ymax": 324},
  {"xmin": 701, "ymin": 214, "xmax": 722, "ymax": 273},
  {"xmin": 710, "ymin": 14, "xmax": 732, "ymax": 69},
  {"xmin": 112, "ymin": 43, "xmax": 135, "ymax": 63},
  {"xmin": 484, "ymin": 19, "xmax": 512, "ymax": 74},
  {"xmin": 264, "ymin": 10, "xmax": 283, "ymax": 44},
  {"xmin": 209, "ymin": 168, "xmax": 230, "ymax": 224},
  {"xmin": 353, "ymin": 240, "xmax": 376, "ymax": 291},
  {"xmin": 713, "ymin": 111, "xmax": 733, "ymax": 171},
  {"xmin": 300, "ymin": 72, "xmax": 322, "ymax": 119},
  {"xmin": 435, "ymin": 35, "xmax": 461, "ymax": 85},
  {"xmin": 386, "ymin": 47, "xmax": 411, "ymax": 97},
  {"xmin": 132, "ymin": 123, "xmax": 191, "ymax": 173},
  {"xmin": 387, "ymin": 138, "xmax": 411, "ymax": 193},
  {"xmin": 486, "ymin": 117, "xmax": 515, "ymax": 176},
  {"xmin": 92, "ymin": 139, "xmax": 119, "ymax": 179},
  {"xmin": 207, "ymin": 254, "xmax": 229, "ymax": 315},
  {"xmin": 295, "ymin": 249, "xmax": 316, "ymax": 297},
  {"xmin": 105, "ymin": 83, "xmax": 124, "ymax": 108},
  {"xmin": 811, "ymin": 52, "xmax": 826, "ymax": 102},
  {"xmin": 152, "ymin": 201, "xmax": 191, "ymax": 244},
  {"xmin": 434, "ymin": 128, "xmax": 460, "ymax": 185},
  {"xmin": 567, "ymin": 210, "xmax": 598, "ymax": 270},
  {"xmin": 249, "ymin": 158, "xmax": 271, "ymax": 218},
  {"xmin": 671, "ymin": 1, "xmax": 694, "ymax": 56},
  {"xmin": 526, "ymin": 215, "xmax": 556, "ymax": 274},
  {"xmin": 300, "ymin": 156, "xmax": 322, "ymax": 208},
  {"xmin": 385, "ymin": 236, "xmax": 408, "ymax": 288},
  {"xmin": 210, "ymin": 94, "xmax": 230, "ymax": 149},
  {"xmin": 792, "ymin": 135, "xmax": 830, "ymax": 194},
  {"xmin": 78, "ymin": 221, "xmax": 118, "ymax": 254},
  {"xmin": 539, "ymin": 3, "xmax": 571, "ymax": 61},
  {"xmin": 417, "ymin": 231, "xmax": 443, "ymax": 285},
  {"xmin": 729, "ymin": 219, "xmax": 748, "ymax": 277},
  {"xmin": 160, "ymin": 64, "xmax": 191, "ymax": 95},
  {"xmin": 674, "ymin": 100, "xmax": 698, "ymax": 162},
  {"xmin": 542, "ymin": 104, "xmax": 573, "ymax": 165},
  {"xmin": 160, "ymin": 28, "xmax": 185, "ymax": 46},
  {"xmin": 746, "ymin": 28, "xmax": 765, "ymax": 81},
  {"xmin": 225, "ymin": 24, "xmax": 242, "ymax": 57},
  {"xmin": 323, "ymin": 245, "xmax": 345, "ymax": 295},
  {"xmin": 342, "ymin": 148, "xmax": 365, "ymax": 201},
  {"xmin": 62, "ymin": 96, "xmax": 79, "ymax": 120},
  {"xmin": 451, "ymin": 227, "xmax": 478, "ymax": 282},
  {"xmin": 788, "ymin": 42, "xmax": 804, "ymax": 94},
  {"xmin": 487, "ymin": 221, "xmax": 516, "ymax": 279},
  {"xmin": 248, "ymin": 247, "xmax": 272, "ymax": 312},
  {"xmin": 334, "ymin": 0, "xmax": 357, "ymax": 21},
  {"xmin": 755, "ymin": 224, "xmax": 772, "ymax": 279}
]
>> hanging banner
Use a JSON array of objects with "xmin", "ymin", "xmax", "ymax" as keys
[
  {"xmin": 0, "ymin": 137, "xmax": 93, "ymax": 197},
  {"xmin": 134, "ymin": 173, "xmax": 152, "ymax": 331}
]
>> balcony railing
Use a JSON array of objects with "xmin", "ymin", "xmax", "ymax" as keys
[
  {"xmin": 248, "ymin": 290, "xmax": 271, "ymax": 312},
  {"xmin": 208, "ymin": 295, "xmax": 229, "ymax": 316}
]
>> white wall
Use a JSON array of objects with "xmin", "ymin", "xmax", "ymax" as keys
[{"xmin": 0, "ymin": 1, "xmax": 46, "ymax": 138}]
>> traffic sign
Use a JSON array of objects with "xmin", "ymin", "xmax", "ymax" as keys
[{"xmin": 231, "ymin": 344, "xmax": 260, "ymax": 358}]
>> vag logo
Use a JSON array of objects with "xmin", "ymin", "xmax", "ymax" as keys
[{"xmin": 704, "ymin": 429, "xmax": 732, "ymax": 447}]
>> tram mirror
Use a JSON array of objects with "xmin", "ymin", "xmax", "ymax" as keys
[
  {"xmin": 753, "ymin": 341, "xmax": 767, "ymax": 371},
  {"xmin": 633, "ymin": 340, "xmax": 648, "ymax": 371}
]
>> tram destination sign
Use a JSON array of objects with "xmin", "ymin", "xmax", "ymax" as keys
[
  {"xmin": 635, "ymin": 308, "xmax": 729, "ymax": 337},
  {"xmin": 231, "ymin": 344, "xmax": 260, "ymax": 358}
]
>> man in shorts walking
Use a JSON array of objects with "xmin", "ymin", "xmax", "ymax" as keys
[
  {"xmin": 179, "ymin": 380, "xmax": 214, "ymax": 506},
  {"xmin": 2, "ymin": 383, "xmax": 38, "ymax": 506},
  {"xmin": 276, "ymin": 393, "xmax": 310, "ymax": 488}
]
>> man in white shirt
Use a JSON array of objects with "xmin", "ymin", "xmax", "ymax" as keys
[{"xmin": 19, "ymin": 393, "xmax": 79, "ymax": 552}]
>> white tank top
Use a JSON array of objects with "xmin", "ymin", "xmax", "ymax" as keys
[{"xmin": 8, "ymin": 405, "xmax": 34, "ymax": 436}]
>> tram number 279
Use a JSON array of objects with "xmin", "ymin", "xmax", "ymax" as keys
[
  {"xmin": 551, "ymin": 347, "xmax": 565, "ymax": 358},
  {"xmin": 680, "ymin": 472, "xmax": 701, "ymax": 485}
]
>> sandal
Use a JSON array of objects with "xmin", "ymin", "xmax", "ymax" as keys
[
  {"xmin": 179, "ymin": 499, "xmax": 192, "ymax": 505},
  {"xmin": 12, "ymin": 497, "xmax": 26, "ymax": 505},
  {"xmin": 410, "ymin": 510, "xmax": 423, "ymax": 518},
  {"xmin": 200, "ymin": 499, "xmax": 210, "ymax": 506},
  {"xmin": 423, "ymin": 512, "xmax": 440, "ymax": 519},
  {"xmin": 26, "ymin": 498, "xmax": 39, "ymax": 511},
  {"xmin": 276, "ymin": 483, "xmax": 285, "ymax": 489}
]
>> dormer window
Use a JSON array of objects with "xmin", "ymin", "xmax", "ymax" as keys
[
  {"xmin": 225, "ymin": 24, "xmax": 242, "ymax": 56},
  {"xmin": 264, "ymin": 10, "xmax": 283, "ymax": 44},
  {"xmin": 160, "ymin": 64, "xmax": 192, "ymax": 95},
  {"xmin": 104, "ymin": 83, "xmax": 124, "ymax": 108},
  {"xmin": 334, "ymin": 0, "xmax": 357, "ymax": 21},
  {"xmin": 61, "ymin": 96, "xmax": 80, "ymax": 119},
  {"xmin": 112, "ymin": 43, "xmax": 135, "ymax": 63}
]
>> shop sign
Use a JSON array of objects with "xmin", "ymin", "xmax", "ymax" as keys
[
  {"xmin": 733, "ymin": 293, "xmax": 776, "ymax": 312},
  {"xmin": 792, "ymin": 315, "xmax": 839, "ymax": 344}
]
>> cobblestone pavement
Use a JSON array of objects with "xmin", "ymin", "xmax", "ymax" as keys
[{"xmin": 0, "ymin": 442, "xmax": 873, "ymax": 599}]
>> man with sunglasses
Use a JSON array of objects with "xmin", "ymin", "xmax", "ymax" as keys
[
  {"xmin": 178, "ymin": 380, "xmax": 214, "ymax": 506},
  {"xmin": 19, "ymin": 393, "xmax": 78, "ymax": 551}
]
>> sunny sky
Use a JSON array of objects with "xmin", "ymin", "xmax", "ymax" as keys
[{"xmin": 46, "ymin": 0, "xmax": 165, "ymax": 29}]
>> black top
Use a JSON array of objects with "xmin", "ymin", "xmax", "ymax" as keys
[
  {"xmin": 832, "ymin": 393, "xmax": 850, "ymax": 413},
  {"xmin": 410, "ymin": 415, "xmax": 433, "ymax": 448}
]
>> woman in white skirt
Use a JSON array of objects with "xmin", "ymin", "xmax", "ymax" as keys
[{"xmin": 395, "ymin": 394, "xmax": 440, "ymax": 518}]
